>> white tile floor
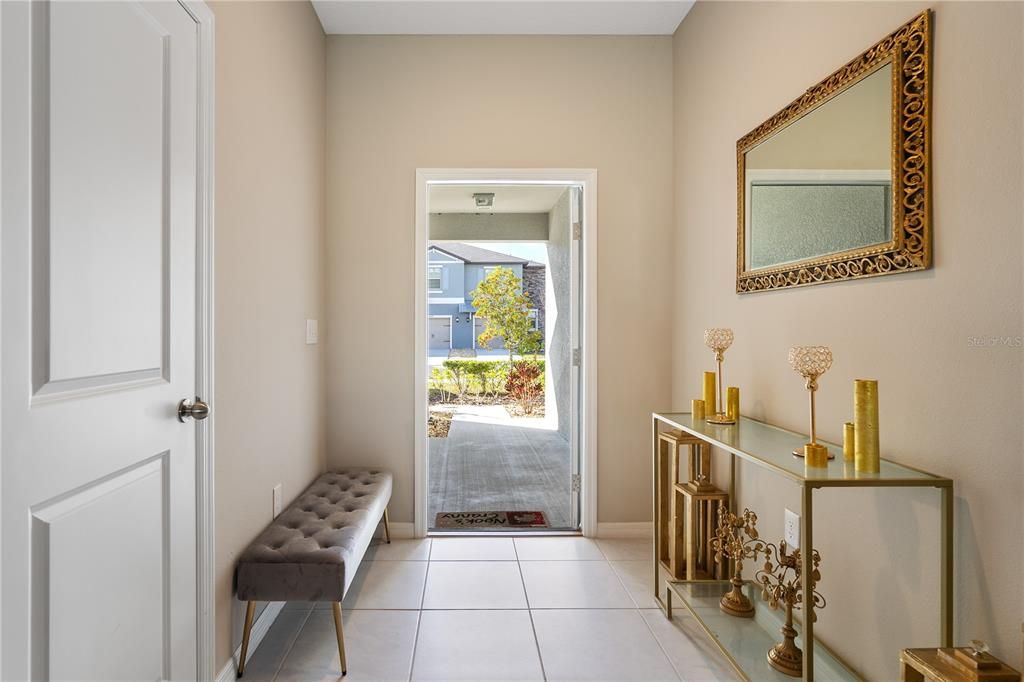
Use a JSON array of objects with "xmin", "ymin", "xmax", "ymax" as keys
[{"xmin": 241, "ymin": 536, "xmax": 739, "ymax": 682}]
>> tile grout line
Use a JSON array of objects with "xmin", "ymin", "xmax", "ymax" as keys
[
  {"xmin": 637, "ymin": 607, "xmax": 687, "ymax": 682},
  {"xmin": 407, "ymin": 539, "xmax": 433, "ymax": 681},
  {"xmin": 270, "ymin": 605, "xmax": 315, "ymax": 682},
  {"xmin": 514, "ymin": 538, "xmax": 549, "ymax": 682}
]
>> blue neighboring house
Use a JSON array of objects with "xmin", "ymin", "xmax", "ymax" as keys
[{"xmin": 428, "ymin": 242, "xmax": 545, "ymax": 352}]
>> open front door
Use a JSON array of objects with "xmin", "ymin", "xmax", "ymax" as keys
[
  {"xmin": 569, "ymin": 186, "xmax": 583, "ymax": 529},
  {"xmin": 2, "ymin": 2, "xmax": 205, "ymax": 678}
]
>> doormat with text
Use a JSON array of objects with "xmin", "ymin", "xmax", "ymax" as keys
[{"xmin": 434, "ymin": 511, "xmax": 549, "ymax": 529}]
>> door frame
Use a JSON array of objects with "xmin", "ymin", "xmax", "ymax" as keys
[
  {"xmin": 413, "ymin": 169, "xmax": 598, "ymax": 538},
  {"xmin": 0, "ymin": 1, "xmax": 215, "ymax": 678}
]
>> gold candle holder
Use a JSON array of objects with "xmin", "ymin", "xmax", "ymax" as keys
[
  {"xmin": 726, "ymin": 387, "xmax": 740, "ymax": 421},
  {"xmin": 788, "ymin": 346, "xmax": 834, "ymax": 460},
  {"xmin": 854, "ymin": 379, "xmax": 880, "ymax": 473},
  {"xmin": 804, "ymin": 443, "xmax": 828, "ymax": 468},
  {"xmin": 692, "ymin": 399, "xmax": 706, "ymax": 421},
  {"xmin": 702, "ymin": 371, "xmax": 717, "ymax": 417},
  {"xmin": 710, "ymin": 507, "xmax": 767, "ymax": 619},
  {"xmin": 704, "ymin": 329, "xmax": 735, "ymax": 425},
  {"xmin": 756, "ymin": 541, "xmax": 826, "ymax": 677},
  {"xmin": 843, "ymin": 422, "xmax": 855, "ymax": 462}
]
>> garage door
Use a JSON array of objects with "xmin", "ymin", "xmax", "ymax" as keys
[
  {"xmin": 429, "ymin": 316, "xmax": 451, "ymax": 349},
  {"xmin": 473, "ymin": 315, "xmax": 505, "ymax": 349}
]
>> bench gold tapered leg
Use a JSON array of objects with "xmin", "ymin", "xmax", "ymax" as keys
[
  {"xmin": 237, "ymin": 600, "xmax": 256, "ymax": 677},
  {"xmin": 332, "ymin": 602, "xmax": 348, "ymax": 676},
  {"xmin": 382, "ymin": 507, "xmax": 391, "ymax": 544}
]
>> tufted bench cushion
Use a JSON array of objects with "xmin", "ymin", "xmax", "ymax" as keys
[{"xmin": 235, "ymin": 468, "xmax": 392, "ymax": 603}]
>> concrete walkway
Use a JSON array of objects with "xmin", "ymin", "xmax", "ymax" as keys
[{"xmin": 429, "ymin": 405, "xmax": 572, "ymax": 529}]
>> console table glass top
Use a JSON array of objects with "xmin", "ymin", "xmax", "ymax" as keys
[{"xmin": 653, "ymin": 413, "xmax": 950, "ymax": 487}]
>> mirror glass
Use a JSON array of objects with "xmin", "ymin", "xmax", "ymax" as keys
[{"xmin": 744, "ymin": 64, "xmax": 893, "ymax": 270}]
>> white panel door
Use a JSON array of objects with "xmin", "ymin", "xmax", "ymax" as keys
[{"xmin": 1, "ymin": 2, "xmax": 202, "ymax": 680}]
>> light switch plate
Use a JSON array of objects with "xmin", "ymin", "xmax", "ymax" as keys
[
  {"xmin": 273, "ymin": 484, "xmax": 283, "ymax": 518},
  {"xmin": 305, "ymin": 319, "xmax": 318, "ymax": 345},
  {"xmin": 784, "ymin": 508, "xmax": 800, "ymax": 549}
]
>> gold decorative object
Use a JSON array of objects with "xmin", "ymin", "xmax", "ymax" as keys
[
  {"xmin": 711, "ymin": 507, "xmax": 767, "ymax": 618},
  {"xmin": 901, "ymin": 645, "xmax": 1022, "ymax": 682},
  {"xmin": 788, "ymin": 346, "xmax": 833, "ymax": 462},
  {"xmin": 756, "ymin": 541, "xmax": 826, "ymax": 677},
  {"xmin": 854, "ymin": 379, "xmax": 880, "ymax": 473},
  {"xmin": 736, "ymin": 10, "xmax": 932, "ymax": 293},
  {"xmin": 843, "ymin": 422, "xmax": 855, "ymax": 462},
  {"xmin": 726, "ymin": 387, "xmax": 740, "ymax": 421},
  {"xmin": 704, "ymin": 329, "xmax": 735, "ymax": 424},
  {"xmin": 702, "ymin": 371, "xmax": 717, "ymax": 417},
  {"xmin": 691, "ymin": 399, "xmax": 706, "ymax": 421},
  {"xmin": 656, "ymin": 430, "xmax": 726, "ymax": 581}
]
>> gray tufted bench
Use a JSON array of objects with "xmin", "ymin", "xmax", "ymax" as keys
[{"xmin": 234, "ymin": 468, "xmax": 392, "ymax": 677}]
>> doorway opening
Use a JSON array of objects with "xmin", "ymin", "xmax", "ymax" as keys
[{"xmin": 414, "ymin": 170, "xmax": 597, "ymax": 537}]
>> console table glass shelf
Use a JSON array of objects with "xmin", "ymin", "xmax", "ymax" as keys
[
  {"xmin": 664, "ymin": 581, "xmax": 857, "ymax": 681},
  {"xmin": 651, "ymin": 413, "xmax": 954, "ymax": 682}
]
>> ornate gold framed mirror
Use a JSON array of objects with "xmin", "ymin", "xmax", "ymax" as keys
[{"xmin": 736, "ymin": 10, "xmax": 932, "ymax": 293}]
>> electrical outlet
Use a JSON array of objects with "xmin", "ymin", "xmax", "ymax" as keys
[
  {"xmin": 305, "ymin": 319, "xmax": 318, "ymax": 345},
  {"xmin": 273, "ymin": 484, "xmax": 283, "ymax": 518},
  {"xmin": 784, "ymin": 508, "xmax": 801, "ymax": 549}
]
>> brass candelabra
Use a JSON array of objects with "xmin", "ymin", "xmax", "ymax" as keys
[
  {"xmin": 755, "ymin": 541, "xmax": 826, "ymax": 677},
  {"xmin": 710, "ymin": 507, "xmax": 767, "ymax": 618}
]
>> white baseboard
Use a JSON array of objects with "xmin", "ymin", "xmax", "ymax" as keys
[
  {"xmin": 596, "ymin": 522, "xmax": 652, "ymax": 538},
  {"xmin": 376, "ymin": 521, "xmax": 415, "ymax": 539},
  {"xmin": 214, "ymin": 601, "xmax": 285, "ymax": 682}
]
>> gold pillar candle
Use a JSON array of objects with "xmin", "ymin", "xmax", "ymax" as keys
[
  {"xmin": 804, "ymin": 443, "xmax": 829, "ymax": 468},
  {"xmin": 692, "ymin": 399, "xmax": 706, "ymax": 421},
  {"xmin": 702, "ymin": 371, "xmax": 717, "ymax": 416},
  {"xmin": 854, "ymin": 379, "xmax": 880, "ymax": 473},
  {"xmin": 726, "ymin": 387, "xmax": 740, "ymax": 421},
  {"xmin": 843, "ymin": 422, "xmax": 855, "ymax": 462}
]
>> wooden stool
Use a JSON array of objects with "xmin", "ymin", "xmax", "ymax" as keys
[{"xmin": 900, "ymin": 648, "xmax": 1021, "ymax": 682}]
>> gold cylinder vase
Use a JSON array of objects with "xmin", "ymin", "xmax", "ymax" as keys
[
  {"xmin": 843, "ymin": 422, "xmax": 855, "ymax": 462},
  {"xmin": 692, "ymin": 399, "xmax": 706, "ymax": 421},
  {"xmin": 854, "ymin": 380, "xmax": 880, "ymax": 473},
  {"xmin": 726, "ymin": 387, "xmax": 740, "ymax": 421},
  {"xmin": 702, "ymin": 372, "xmax": 717, "ymax": 416}
]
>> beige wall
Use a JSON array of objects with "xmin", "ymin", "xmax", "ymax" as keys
[
  {"xmin": 211, "ymin": 0, "xmax": 326, "ymax": 668},
  {"xmin": 672, "ymin": 2, "xmax": 1023, "ymax": 676},
  {"xmin": 325, "ymin": 36, "xmax": 674, "ymax": 525}
]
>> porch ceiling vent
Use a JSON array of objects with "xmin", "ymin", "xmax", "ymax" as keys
[{"xmin": 473, "ymin": 192, "xmax": 495, "ymax": 208}]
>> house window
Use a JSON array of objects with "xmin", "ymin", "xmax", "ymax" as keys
[{"xmin": 428, "ymin": 266, "xmax": 443, "ymax": 292}]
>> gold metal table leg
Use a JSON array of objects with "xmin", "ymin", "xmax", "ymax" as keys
[
  {"xmin": 941, "ymin": 484, "xmax": 954, "ymax": 646},
  {"xmin": 382, "ymin": 507, "xmax": 392, "ymax": 544},
  {"xmin": 332, "ymin": 602, "xmax": 348, "ymax": 676},
  {"xmin": 801, "ymin": 485, "xmax": 814, "ymax": 682},
  {"xmin": 237, "ymin": 600, "xmax": 256, "ymax": 677}
]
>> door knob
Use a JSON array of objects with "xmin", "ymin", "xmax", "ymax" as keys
[{"xmin": 178, "ymin": 397, "xmax": 211, "ymax": 422}]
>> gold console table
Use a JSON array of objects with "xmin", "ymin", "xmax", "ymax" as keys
[{"xmin": 652, "ymin": 412, "xmax": 954, "ymax": 682}]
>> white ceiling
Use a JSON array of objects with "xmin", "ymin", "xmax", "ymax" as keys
[
  {"xmin": 312, "ymin": 0, "xmax": 694, "ymax": 36},
  {"xmin": 429, "ymin": 184, "xmax": 568, "ymax": 213}
]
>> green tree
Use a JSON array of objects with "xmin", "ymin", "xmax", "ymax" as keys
[{"xmin": 471, "ymin": 266, "xmax": 542, "ymax": 365}]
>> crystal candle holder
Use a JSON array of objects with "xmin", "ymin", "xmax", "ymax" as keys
[
  {"xmin": 788, "ymin": 345, "xmax": 834, "ymax": 459},
  {"xmin": 704, "ymin": 328, "xmax": 735, "ymax": 425}
]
